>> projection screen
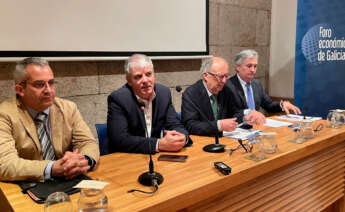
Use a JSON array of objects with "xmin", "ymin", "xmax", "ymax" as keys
[{"xmin": 0, "ymin": 0, "xmax": 208, "ymax": 59}]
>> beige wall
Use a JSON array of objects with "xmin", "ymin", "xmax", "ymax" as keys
[
  {"xmin": 269, "ymin": 0, "xmax": 297, "ymax": 98},
  {"xmin": 0, "ymin": 0, "xmax": 272, "ymax": 138}
]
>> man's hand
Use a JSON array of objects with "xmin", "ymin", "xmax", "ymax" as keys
[
  {"xmin": 51, "ymin": 159, "xmax": 65, "ymax": 178},
  {"xmin": 245, "ymin": 110, "xmax": 266, "ymax": 125},
  {"xmin": 219, "ymin": 118, "xmax": 237, "ymax": 132},
  {"xmin": 158, "ymin": 130, "xmax": 186, "ymax": 152},
  {"xmin": 60, "ymin": 149, "xmax": 90, "ymax": 179},
  {"xmin": 282, "ymin": 101, "xmax": 302, "ymax": 115}
]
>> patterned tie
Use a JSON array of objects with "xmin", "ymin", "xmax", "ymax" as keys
[
  {"xmin": 34, "ymin": 112, "xmax": 55, "ymax": 160},
  {"xmin": 210, "ymin": 94, "xmax": 218, "ymax": 120},
  {"xmin": 246, "ymin": 83, "xmax": 255, "ymax": 110}
]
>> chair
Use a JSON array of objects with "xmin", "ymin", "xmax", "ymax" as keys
[
  {"xmin": 95, "ymin": 124, "xmax": 109, "ymax": 156},
  {"xmin": 177, "ymin": 112, "xmax": 182, "ymax": 120}
]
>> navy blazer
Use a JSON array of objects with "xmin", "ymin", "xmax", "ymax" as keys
[
  {"xmin": 227, "ymin": 75, "xmax": 282, "ymax": 113},
  {"xmin": 107, "ymin": 83, "xmax": 189, "ymax": 154},
  {"xmin": 181, "ymin": 80, "xmax": 243, "ymax": 136}
]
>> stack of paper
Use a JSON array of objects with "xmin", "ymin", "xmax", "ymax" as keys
[
  {"xmin": 223, "ymin": 128, "xmax": 261, "ymax": 140},
  {"xmin": 277, "ymin": 114, "xmax": 322, "ymax": 122}
]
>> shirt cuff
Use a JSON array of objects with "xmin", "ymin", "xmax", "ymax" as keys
[
  {"xmin": 155, "ymin": 139, "xmax": 160, "ymax": 152},
  {"xmin": 217, "ymin": 120, "xmax": 222, "ymax": 131},
  {"xmin": 280, "ymin": 100, "xmax": 285, "ymax": 111},
  {"xmin": 84, "ymin": 155, "xmax": 96, "ymax": 171},
  {"xmin": 244, "ymin": 109, "xmax": 251, "ymax": 115},
  {"xmin": 44, "ymin": 161, "xmax": 55, "ymax": 180}
]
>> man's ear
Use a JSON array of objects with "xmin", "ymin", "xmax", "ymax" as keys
[
  {"xmin": 126, "ymin": 75, "xmax": 132, "ymax": 86},
  {"xmin": 235, "ymin": 65, "xmax": 240, "ymax": 72},
  {"xmin": 202, "ymin": 72, "xmax": 208, "ymax": 81},
  {"xmin": 15, "ymin": 84, "xmax": 24, "ymax": 97}
]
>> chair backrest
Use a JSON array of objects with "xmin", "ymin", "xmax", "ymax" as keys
[
  {"xmin": 95, "ymin": 123, "xmax": 109, "ymax": 156},
  {"xmin": 177, "ymin": 112, "xmax": 182, "ymax": 120}
]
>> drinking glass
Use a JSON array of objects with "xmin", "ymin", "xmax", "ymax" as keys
[
  {"xmin": 78, "ymin": 188, "xmax": 108, "ymax": 212},
  {"xmin": 297, "ymin": 119, "xmax": 314, "ymax": 139},
  {"xmin": 327, "ymin": 109, "xmax": 345, "ymax": 128},
  {"xmin": 258, "ymin": 132, "xmax": 277, "ymax": 154},
  {"xmin": 44, "ymin": 192, "xmax": 72, "ymax": 212}
]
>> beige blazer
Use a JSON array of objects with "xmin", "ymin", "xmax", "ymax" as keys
[{"xmin": 0, "ymin": 96, "xmax": 99, "ymax": 181}]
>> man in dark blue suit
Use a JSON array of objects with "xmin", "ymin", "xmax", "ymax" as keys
[
  {"xmin": 227, "ymin": 49, "xmax": 301, "ymax": 123},
  {"xmin": 182, "ymin": 57, "xmax": 241, "ymax": 136},
  {"xmin": 107, "ymin": 54, "xmax": 190, "ymax": 154}
]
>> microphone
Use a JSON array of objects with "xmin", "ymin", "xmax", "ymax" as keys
[
  {"xmin": 175, "ymin": 85, "xmax": 183, "ymax": 93},
  {"xmin": 183, "ymin": 92, "xmax": 225, "ymax": 153},
  {"xmin": 137, "ymin": 101, "xmax": 164, "ymax": 187}
]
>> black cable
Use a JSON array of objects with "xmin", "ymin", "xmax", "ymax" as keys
[{"xmin": 127, "ymin": 179, "xmax": 159, "ymax": 194}]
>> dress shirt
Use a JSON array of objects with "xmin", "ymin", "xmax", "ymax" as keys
[{"xmin": 136, "ymin": 92, "xmax": 161, "ymax": 152}]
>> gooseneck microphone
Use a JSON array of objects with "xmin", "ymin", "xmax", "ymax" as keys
[
  {"xmin": 175, "ymin": 85, "xmax": 183, "ymax": 93},
  {"xmin": 137, "ymin": 101, "xmax": 163, "ymax": 188},
  {"xmin": 202, "ymin": 99, "xmax": 225, "ymax": 153},
  {"xmin": 177, "ymin": 86, "xmax": 225, "ymax": 153}
]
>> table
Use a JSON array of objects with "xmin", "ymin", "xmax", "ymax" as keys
[{"xmin": 1, "ymin": 119, "xmax": 345, "ymax": 211}]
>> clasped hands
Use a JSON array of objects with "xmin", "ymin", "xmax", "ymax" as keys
[
  {"xmin": 52, "ymin": 149, "xmax": 90, "ymax": 179},
  {"xmin": 159, "ymin": 130, "xmax": 186, "ymax": 152}
]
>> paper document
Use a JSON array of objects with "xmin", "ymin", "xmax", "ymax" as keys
[
  {"xmin": 277, "ymin": 114, "xmax": 322, "ymax": 122},
  {"xmin": 264, "ymin": 118, "xmax": 293, "ymax": 128},
  {"xmin": 223, "ymin": 128, "xmax": 261, "ymax": 140},
  {"xmin": 74, "ymin": 180, "xmax": 109, "ymax": 189}
]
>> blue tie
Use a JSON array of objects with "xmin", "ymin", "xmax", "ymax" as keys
[{"xmin": 246, "ymin": 83, "xmax": 255, "ymax": 110}]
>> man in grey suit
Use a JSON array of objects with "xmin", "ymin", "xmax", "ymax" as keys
[{"xmin": 227, "ymin": 49, "xmax": 301, "ymax": 124}]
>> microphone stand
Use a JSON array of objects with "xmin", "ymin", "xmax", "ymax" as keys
[
  {"xmin": 177, "ymin": 86, "xmax": 225, "ymax": 153},
  {"xmin": 137, "ymin": 101, "xmax": 164, "ymax": 187},
  {"xmin": 202, "ymin": 103, "xmax": 225, "ymax": 153}
]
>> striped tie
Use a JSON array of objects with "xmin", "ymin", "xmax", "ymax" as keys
[{"xmin": 34, "ymin": 112, "xmax": 55, "ymax": 160}]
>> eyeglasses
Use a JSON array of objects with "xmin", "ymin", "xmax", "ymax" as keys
[
  {"xmin": 20, "ymin": 79, "xmax": 55, "ymax": 89},
  {"xmin": 229, "ymin": 140, "xmax": 253, "ymax": 156},
  {"xmin": 207, "ymin": 72, "xmax": 230, "ymax": 81}
]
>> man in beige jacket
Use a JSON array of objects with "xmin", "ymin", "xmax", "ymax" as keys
[{"xmin": 0, "ymin": 57, "xmax": 99, "ymax": 182}]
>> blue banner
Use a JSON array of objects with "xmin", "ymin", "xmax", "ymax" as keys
[{"xmin": 295, "ymin": 0, "xmax": 345, "ymax": 118}]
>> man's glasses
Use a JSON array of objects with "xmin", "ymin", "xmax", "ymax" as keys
[
  {"xmin": 20, "ymin": 79, "xmax": 55, "ymax": 89},
  {"xmin": 207, "ymin": 72, "xmax": 230, "ymax": 81}
]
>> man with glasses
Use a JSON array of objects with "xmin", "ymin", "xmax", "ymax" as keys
[
  {"xmin": 0, "ymin": 57, "xmax": 99, "ymax": 181},
  {"xmin": 182, "ymin": 56, "xmax": 243, "ymax": 136},
  {"xmin": 227, "ymin": 49, "xmax": 301, "ymax": 125}
]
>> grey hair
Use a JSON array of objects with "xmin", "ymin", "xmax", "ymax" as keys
[
  {"xmin": 13, "ymin": 57, "xmax": 49, "ymax": 84},
  {"xmin": 200, "ymin": 57, "xmax": 213, "ymax": 73},
  {"xmin": 234, "ymin": 49, "xmax": 258, "ymax": 65},
  {"xmin": 124, "ymin": 54, "xmax": 154, "ymax": 75}
]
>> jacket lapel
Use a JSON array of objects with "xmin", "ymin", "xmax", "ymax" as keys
[
  {"xmin": 49, "ymin": 103, "xmax": 63, "ymax": 157},
  {"xmin": 199, "ymin": 81, "xmax": 215, "ymax": 121},
  {"xmin": 16, "ymin": 98, "xmax": 42, "ymax": 153},
  {"xmin": 232, "ymin": 76, "xmax": 248, "ymax": 108}
]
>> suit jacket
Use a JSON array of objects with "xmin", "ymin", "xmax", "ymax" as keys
[
  {"xmin": 181, "ymin": 80, "xmax": 243, "ymax": 136},
  {"xmin": 107, "ymin": 83, "xmax": 190, "ymax": 154},
  {"xmin": 0, "ymin": 97, "xmax": 99, "ymax": 182},
  {"xmin": 227, "ymin": 75, "xmax": 282, "ymax": 113}
]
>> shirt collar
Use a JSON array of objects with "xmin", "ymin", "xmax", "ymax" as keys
[
  {"xmin": 202, "ymin": 80, "xmax": 213, "ymax": 98},
  {"xmin": 237, "ymin": 73, "xmax": 250, "ymax": 87},
  {"xmin": 27, "ymin": 107, "xmax": 50, "ymax": 119},
  {"xmin": 135, "ymin": 91, "xmax": 156, "ymax": 105}
]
